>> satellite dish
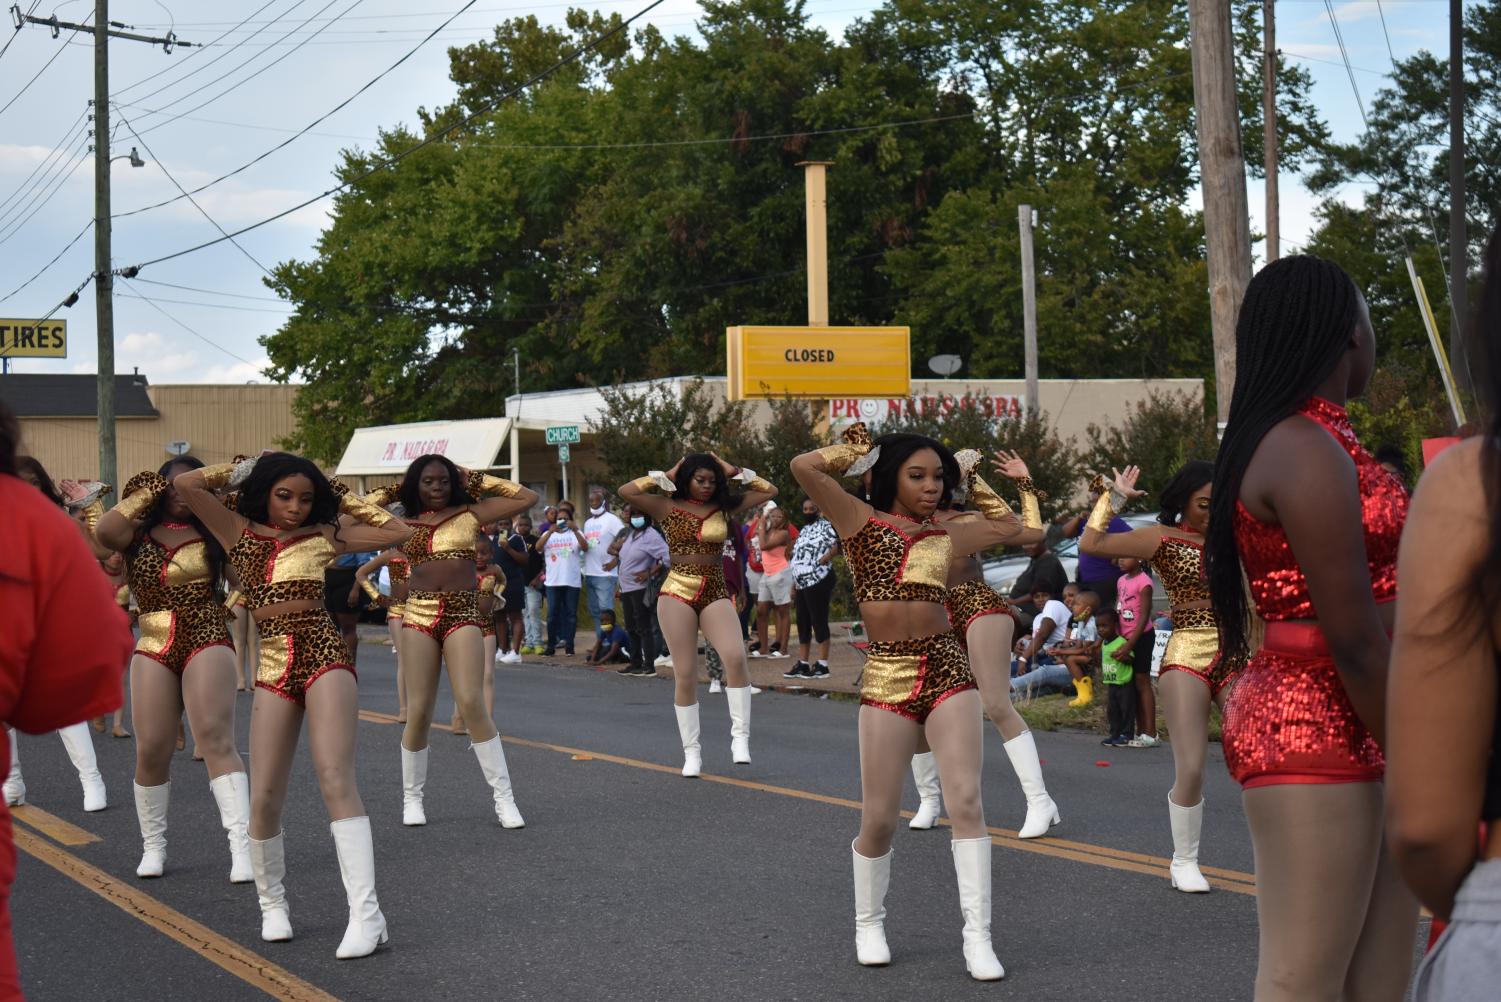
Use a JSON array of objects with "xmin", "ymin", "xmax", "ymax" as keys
[
  {"xmin": 928, "ymin": 354, "xmax": 962, "ymax": 377},
  {"xmin": 166, "ymin": 440, "xmax": 191, "ymax": 456}
]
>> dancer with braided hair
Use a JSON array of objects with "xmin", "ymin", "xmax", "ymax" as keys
[
  {"xmin": 361, "ymin": 456, "xmax": 537, "ymax": 829},
  {"xmin": 792, "ymin": 424, "xmax": 1041, "ymax": 980},
  {"xmin": 906, "ymin": 448, "xmax": 1059, "ymax": 840},
  {"xmin": 619, "ymin": 453, "xmax": 777, "ymax": 774},
  {"xmin": 1079, "ymin": 460, "xmax": 1228, "ymax": 893},
  {"xmin": 94, "ymin": 457, "xmax": 253, "ymax": 882},
  {"xmin": 176, "ymin": 453, "xmax": 411, "ymax": 958},
  {"xmin": 1205, "ymin": 255, "xmax": 1417, "ymax": 999}
]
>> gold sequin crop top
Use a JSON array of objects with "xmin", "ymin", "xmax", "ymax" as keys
[
  {"xmin": 662, "ymin": 507, "xmax": 729, "ymax": 557},
  {"xmin": 402, "ymin": 510, "xmax": 481, "ymax": 565},
  {"xmin": 844, "ymin": 516, "xmax": 951, "ymax": 605},
  {"xmin": 128, "ymin": 529, "xmax": 218, "ymax": 613},
  {"xmin": 228, "ymin": 528, "xmax": 337, "ymax": 609},
  {"xmin": 1150, "ymin": 535, "xmax": 1215, "ymax": 630}
]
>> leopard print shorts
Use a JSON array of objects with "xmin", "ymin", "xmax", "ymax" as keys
[
  {"xmin": 135, "ymin": 603, "xmax": 234, "ymax": 675},
  {"xmin": 945, "ymin": 579, "xmax": 1021, "ymax": 637},
  {"xmin": 255, "ymin": 608, "xmax": 355, "ymax": 706},
  {"xmin": 403, "ymin": 590, "xmax": 486, "ymax": 643},
  {"xmin": 659, "ymin": 564, "xmax": 730, "ymax": 614},
  {"xmin": 860, "ymin": 630, "xmax": 976, "ymax": 723}
]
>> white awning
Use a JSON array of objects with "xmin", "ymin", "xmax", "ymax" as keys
[{"xmin": 334, "ymin": 417, "xmax": 512, "ymax": 477}]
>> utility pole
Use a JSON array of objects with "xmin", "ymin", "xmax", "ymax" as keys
[
  {"xmin": 12, "ymin": 6, "xmax": 190, "ymax": 485},
  {"xmin": 1450, "ymin": 0, "xmax": 1470, "ymax": 399},
  {"xmin": 1018, "ymin": 205, "xmax": 1039, "ymax": 416},
  {"xmin": 797, "ymin": 161, "xmax": 833, "ymax": 326},
  {"xmin": 1188, "ymin": 0, "xmax": 1253, "ymax": 433},
  {"xmin": 1263, "ymin": 0, "xmax": 1279, "ymax": 262}
]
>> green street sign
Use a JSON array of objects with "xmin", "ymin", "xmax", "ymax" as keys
[
  {"xmin": 558, "ymin": 443, "xmax": 571, "ymax": 463},
  {"xmin": 545, "ymin": 425, "xmax": 581, "ymax": 445}
]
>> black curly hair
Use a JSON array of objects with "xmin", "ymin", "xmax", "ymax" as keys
[
  {"xmin": 867, "ymin": 433, "xmax": 959, "ymax": 514},
  {"xmin": 16, "ymin": 455, "xmax": 63, "ymax": 507},
  {"xmin": 398, "ymin": 454, "xmax": 474, "ymax": 515},
  {"xmin": 1157, "ymin": 460, "xmax": 1215, "ymax": 528},
  {"xmin": 1206, "ymin": 255, "xmax": 1365, "ymax": 663},
  {"xmin": 671, "ymin": 454, "xmax": 741, "ymax": 512},
  {"xmin": 237, "ymin": 452, "xmax": 341, "ymax": 529},
  {"xmin": 128, "ymin": 456, "xmax": 226, "ymax": 587}
]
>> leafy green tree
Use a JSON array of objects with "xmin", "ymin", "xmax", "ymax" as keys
[{"xmin": 586, "ymin": 379, "xmax": 754, "ymax": 494}]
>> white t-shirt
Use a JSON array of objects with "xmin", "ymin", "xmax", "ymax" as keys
[
  {"xmin": 1032, "ymin": 599, "xmax": 1072, "ymax": 648},
  {"xmin": 542, "ymin": 528, "xmax": 584, "ymax": 588},
  {"xmin": 582, "ymin": 510, "xmax": 624, "ymax": 578}
]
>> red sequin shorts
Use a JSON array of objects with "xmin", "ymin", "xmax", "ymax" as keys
[
  {"xmin": 1222, "ymin": 622, "xmax": 1383, "ymax": 789},
  {"xmin": 860, "ymin": 631, "xmax": 976, "ymax": 724},
  {"xmin": 659, "ymin": 564, "xmax": 730, "ymax": 614},
  {"xmin": 134, "ymin": 603, "xmax": 234, "ymax": 675},
  {"xmin": 403, "ymin": 590, "xmax": 486, "ymax": 642},
  {"xmin": 945, "ymin": 579, "xmax": 1021, "ymax": 637},
  {"xmin": 255, "ymin": 608, "xmax": 354, "ymax": 707}
]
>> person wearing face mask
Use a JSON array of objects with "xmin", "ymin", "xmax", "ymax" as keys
[
  {"xmin": 611, "ymin": 506, "xmax": 669, "ymax": 676},
  {"xmin": 619, "ymin": 453, "xmax": 777, "ymax": 775},
  {"xmin": 583, "ymin": 488, "xmax": 626, "ymax": 641},
  {"xmin": 785, "ymin": 498, "xmax": 839, "ymax": 680},
  {"xmin": 1081, "ymin": 461, "xmax": 1227, "ymax": 893},
  {"xmin": 536, "ymin": 501, "xmax": 587, "ymax": 657},
  {"xmin": 791, "ymin": 423, "xmax": 1042, "ymax": 980},
  {"xmin": 175, "ymin": 453, "xmax": 412, "ymax": 959}
]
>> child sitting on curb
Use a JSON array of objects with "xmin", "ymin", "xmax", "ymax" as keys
[{"xmin": 1049, "ymin": 590, "xmax": 1102, "ymax": 706}]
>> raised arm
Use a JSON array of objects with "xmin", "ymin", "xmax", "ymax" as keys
[
  {"xmin": 789, "ymin": 424, "xmax": 875, "ymax": 539},
  {"xmin": 331, "ymin": 484, "xmax": 413, "ymax": 553},
  {"xmin": 618, "ymin": 462, "xmax": 678, "ymax": 521},
  {"xmin": 1078, "ymin": 469, "xmax": 1164, "ymax": 561},
  {"xmin": 353, "ymin": 549, "xmax": 399, "ymax": 603},
  {"xmin": 711, "ymin": 453, "xmax": 777, "ymax": 513},
  {"xmin": 173, "ymin": 464, "xmax": 249, "ymax": 553},
  {"xmin": 96, "ymin": 473, "xmax": 165, "ymax": 552},
  {"xmin": 457, "ymin": 468, "xmax": 538, "ymax": 524}
]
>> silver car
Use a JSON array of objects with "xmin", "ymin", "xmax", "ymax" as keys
[{"xmin": 981, "ymin": 512, "xmax": 1169, "ymax": 612}]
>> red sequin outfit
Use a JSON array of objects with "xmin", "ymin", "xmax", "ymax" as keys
[{"xmin": 1222, "ymin": 397, "xmax": 1406, "ymax": 788}]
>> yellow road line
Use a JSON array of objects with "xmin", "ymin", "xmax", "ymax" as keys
[
  {"xmin": 13, "ymin": 827, "xmax": 338, "ymax": 1001},
  {"xmin": 356, "ymin": 709, "xmax": 1257, "ymax": 895},
  {"xmin": 11, "ymin": 805, "xmax": 101, "ymax": 846}
]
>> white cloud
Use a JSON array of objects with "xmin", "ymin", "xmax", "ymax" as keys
[{"xmin": 198, "ymin": 358, "xmax": 271, "ymax": 383}]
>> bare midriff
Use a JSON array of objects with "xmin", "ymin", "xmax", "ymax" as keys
[
  {"xmin": 255, "ymin": 599, "xmax": 322, "ymax": 623},
  {"xmin": 860, "ymin": 600, "xmax": 952, "ymax": 643}
]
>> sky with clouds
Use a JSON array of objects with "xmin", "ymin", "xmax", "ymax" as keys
[{"xmin": 0, "ymin": 0, "xmax": 1460, "ymax": 384}]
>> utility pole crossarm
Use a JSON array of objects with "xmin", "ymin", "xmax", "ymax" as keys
[{"xmin": 14, "ymin": 11, "xmax": 192, "ymax": 49}]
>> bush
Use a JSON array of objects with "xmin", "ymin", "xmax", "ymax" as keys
[
  {"xmin": 588, "ymin": 379, "xmax": 755, "ymax": 492},
  {"xmin": 1347, "ymin": 364, "xmax": 1455, "ymax": 484},
  {"xmin": 733, "ymin": 397, "xmax": 831, "ymax": 515},
  {"xmin": 1082, "ymin": 390, "xmax": 1218, "ymax": 500}
]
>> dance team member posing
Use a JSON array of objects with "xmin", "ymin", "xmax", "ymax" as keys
[
  {"xmin": 1080, "ymin": 460, "xmax": 1229, "ymax": 893},
  {"xmin": 791, "ymin": 424, "xmax": 1041, "ymax": 981},
  {"xmin": 907, "ymin": 449, "xmax": 1058, "ymax": 840},
  {"xmin": 1205, "ymin": 256, "xmax": 1417, "ymax": 1000},
  {"xmin": 176, "ymin": 453, "xmax": 411, "ymax": 958},
  {"xmin": 619, "ymin": 454, "xmax": 776, "ymax": 775},
  {"xmin": 362, "ymin": 456, "xmax": 536, "ymax": 828},
  {"xmin": 94, "ymin": 457, "xmax": 253, "ymax": 882}
]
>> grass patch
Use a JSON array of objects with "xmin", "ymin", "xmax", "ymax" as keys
[{"xmin": 1015, "ymin": 687, "xmax": 1223, "ymax": 742}]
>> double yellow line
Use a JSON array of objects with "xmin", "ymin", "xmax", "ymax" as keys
[{"xmin": 360, "ymin": 708, "xmax": 1259, "ymax": 895}]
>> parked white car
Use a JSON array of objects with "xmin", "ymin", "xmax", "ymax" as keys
[{"xmin": 981, "ymin": 513, "xmax": 1170, "ymax": 612}]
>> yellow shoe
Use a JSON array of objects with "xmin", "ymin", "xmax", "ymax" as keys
[{"xmin": 1068, "ymin": 675, "xmax": 1094, "ymax": 708}]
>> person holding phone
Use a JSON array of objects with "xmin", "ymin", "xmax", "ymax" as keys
[{"xmin": 536, "ymin": 501, "xmax": 587, "ymax": 657}]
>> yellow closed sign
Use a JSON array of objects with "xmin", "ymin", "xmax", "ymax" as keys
[
  {"xmin": 726, "ymin": 325, "xmax": 911, "ymax": 400},
  {"xmin": 0, "ymin": 319, "xmax": 67, "ymax": 358}
]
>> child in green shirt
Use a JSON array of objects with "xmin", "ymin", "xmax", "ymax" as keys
[{"xmin": 1097, "ymin": 610, "xmax": 1138, "ymax": 747}]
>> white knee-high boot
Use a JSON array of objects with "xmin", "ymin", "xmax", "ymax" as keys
[
  {"xmin": 725, "ymin": 686, "xmax": 752, "ymax": 764},
  {"xmin": 208, "ymin": 772, "xmax": 253, "ymax": 883},
  {"xmin": 248, "ymin": 831, "xmax": 292, "ymax": 941},
  {"xmin": 1002, "ymin": 731, "xmax": 1060, "ymax": 838},
  {"xmin": 909, "ymin": 752, "xmax": 942, "ymax": 830},
  {"xmin": 674, "ymin": 703, "xmax": 701, "ymax": 778},
  {"xmin": 1168, "ymin": 796, "xmax": 1211, "ymax": 893},
  {"xmin": 471, "ymin": 736, "xmax": 524, "ymax": 828},
  {"xmin": 951, "ymin": 836, "xmax": 1005, "ymax": 981},
  {"xmin": 330, "ymin": 816, "xmax": 387, "ymax": 959},
  {"xmin": 133, "ymin": 782, "xmax": 170, "ymax": 877},
  {"xmin": 4, "ymin": 730, "xmax": 24, "ymax": 807},
  {"xmin": 59, "ymin": 723, "xmax": 106, "ymax": 811},
  {"xmin": 401, "ymin": 746, "xmax": 427, "ymax": 826},
  {"xmin": 852, "ymin": 840, "xmax": 892, "ymax": 966}
]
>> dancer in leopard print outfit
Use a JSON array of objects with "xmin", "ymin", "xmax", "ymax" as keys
[{"xmin": 176, "ymin": 453, "xmax": 410, "ymax": 959}]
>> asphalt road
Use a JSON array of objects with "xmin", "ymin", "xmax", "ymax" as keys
[{"xmin": 9, "ymin": 642, "xmax": 1426, "ymax": 1001}]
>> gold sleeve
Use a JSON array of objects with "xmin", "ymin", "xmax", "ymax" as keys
[
  {"xmin": 113, "ymin": 471, "xmax": 170, "ymax": 521},
  {"xmin": 734, "ymin": 468, "xmax": 775, "ymax": 494},
  {"xmin": 966, "ymin": 474, "xmax": 1016, "ymax": 522},
  {"xmin": 223, "ymin": 589, "xmax": 244, "ymax": 610},
  {"xmin": 362, "ymin": 484, "xmax": 400, "ymax": 508},
  {"xmin": 359, "ymin": 578, "xmax": 383, "ymax": 601},
  {"xmin": 630, "ymin": 475, "xmax": 664, "ymax": 494},
  {"xmin": 464, "ymin": 470, "xmax": 523, "ymax": 499},
  {"xmin": 1014, "ymin": 476, "xmax": 1045, "ymax": 531},
  {"xmin": 1086, "ymin": 489, "xmax": 1123, "ymax": 533},
  {"xmin": 78, "ymin": 496, "xmax": 109, "ymax": 535},
  {"xmin": 197, "ymin": 463, "xmax": 238, "ymax": 490},
  {"xmin": 333, "ymin": 484, "xmax": 397, "ymax": 527},
  {"xmin": 813, "ymin": 442, "xmax": 870, "ymax": 476}
]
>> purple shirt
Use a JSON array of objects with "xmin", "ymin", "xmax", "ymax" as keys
[
  {"xmin": 617, "ymin": 527, "xmax": 669, "ymax": 594},
  {"xmin": 1071, "ymin": 515, "xmax": 1131, "ymax": 584}
]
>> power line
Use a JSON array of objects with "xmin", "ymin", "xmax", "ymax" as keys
[
  {"xmin": 0, "ymin": 33, "xmax": 76, "ymax": 123},
  {"xmin": 0, "ymin": 220, "xmax": 92, "ymax": 305},
  {"xmin": 114, "ymin": 0, "xmax": 474, "ymax": 219},
  {"xmin": 121, "ymin": 278, "xmax": 262, "ymax": 366},
  {"xmin": 0, "ymin": 132, "xmax": 92, "ymax": 246},
  {"xmin": 112, "ymin": 0, "xmax": 283, "ymax": 98},
  {"xmin": 0, "ymin": 108, "xmax": 88, "ymax": 222},
  {"xmin": 0, "ymin": 1, "xmax": 44, "ymax": 65}
]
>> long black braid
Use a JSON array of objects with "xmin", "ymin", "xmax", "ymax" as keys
[{"xmin": 1205, "ymin": 255, "xmax": 1363, "ymax": 662}]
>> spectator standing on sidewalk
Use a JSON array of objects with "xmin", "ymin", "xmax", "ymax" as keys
[
  {"xmin": 1116, "ymin": 555, "xmax": 1158, "ymax": 747},
  {"xmin": 537, "ymin": 506, "xmax": 558, "ymax": 536},
  {"xmin": 753, "ymin": 506, "xmax": 797, "ymax": 659},
  {"xmin": 1097, "ymin": 611, "xmax": 1136, "ymax": 746},
  {"xmin": 583, "ymin": 488, "xmax": 625, "ymax": 637},
  {"xmin": 515, "ymin": 515, "xmax": 545, "ymax": 655},
  {"xmin": 537, "ymin": 501, "xmax": 586, "ymax": 656},
  {"xmin": 613, "ymin": 505, "xmax": 668, "ymax": 677},
  {"xmin": 493, "ymin": 517, "xmax": 530, "ymax": 663},
  {"xmin": 786, "ymin": 498, "xmax": 839, "ymax": 680},
  {"xmin": 741, "ymin": 508, "xmax": 765, "ymax": 652}
]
